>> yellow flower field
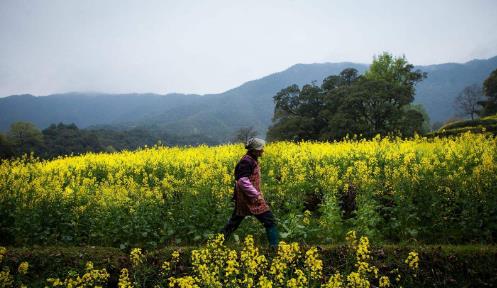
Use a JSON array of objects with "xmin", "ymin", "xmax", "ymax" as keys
[{"xmin": 0, "ymin": 132, "xmax": 496, "ymax": 247}]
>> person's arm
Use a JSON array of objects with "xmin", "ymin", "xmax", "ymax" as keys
[
  {"xmin": 237, "ymin": 177, "xmax": 260, "ymax": 198},
  {"xmin": 236, "ymin": 159, "xmax": 261, "ymax": 200}
]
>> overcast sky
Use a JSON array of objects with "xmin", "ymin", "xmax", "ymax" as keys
[{"xmin": 1, "ymin": 0, "xmax": 497, "ymax": 97}]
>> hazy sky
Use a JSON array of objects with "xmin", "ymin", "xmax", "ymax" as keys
[{"xmin": 1, "ymin": 0, "xmax": 497, "ymax": 97}]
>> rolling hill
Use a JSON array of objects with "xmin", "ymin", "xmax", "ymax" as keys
[{"xmin": 1, "ymin": 56, "xmax": 496, "ymax": 142}]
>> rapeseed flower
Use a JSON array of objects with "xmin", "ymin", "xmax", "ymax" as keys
[
  {"xmin": 0, "ymin": 247, "xmax": 6, "ymax": 263},
  {"xmin": 130, "ymin": 248, "xmax": 144, "ymax": 267},
  {"xmin": 405, "ymin": 251, "xmax": 419, "ymax": 270},
  {"xmin": 379, "ymin": 275, "xmax": 391, "ymax": 287},
  {"xmin": 18, "ymin": 261, "xmax": 29, "ymax": 275},
  {"xmin": 304, "ymin": 246, "xmax": 323, "ymax": 280},
  {"xmin": 118, "ymin": 268, "xmax": 133, "ymax": 288}
]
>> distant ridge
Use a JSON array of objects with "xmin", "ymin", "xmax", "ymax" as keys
[{"xmin": 1, "ymin": 56, "xmax": 496, "ymax": 141}]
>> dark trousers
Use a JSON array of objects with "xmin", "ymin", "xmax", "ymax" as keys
[{"xmin": 221, "ymin": 210, "xmax": 278, "ymax": 247}]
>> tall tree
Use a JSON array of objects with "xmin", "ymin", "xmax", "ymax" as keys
[
  {"xmin": 268, "ymin": 83, "xmax": 326, "ymax": 141},
  {"xmin": 268, "ymin": 54, "xmax": 427, "ymax": 141},
  {"xmin": 364, "ymin": 52, "xmax": 426, "ymax": 104},
  {"xmin": 479, "ymin": 68, "xmax": 497, "ymax": 116},
  {"xmin": 454, "ymin": 84, "xmax": 483, "ymax": 120},
  {"xmin": 7, "ymin": 121, "xmax": 44, "ymax": 155},
  {"xmin": 322, "ymin": 54, "xmax": 426, "ymax": 139}
]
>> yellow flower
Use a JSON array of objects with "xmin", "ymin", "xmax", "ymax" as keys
[
  {"xmin": 172, "ymin": 250, "xmax": 180, "ymax": 262},
  {"xmin": 224, "ymin": 250, "xmax": 239, "ymax": 279},
  {"xmin": 0, "ymin": 270, "xmax": 14, "ymax": 287},
  {"xmin": 241, "ymin": 235, "xmax": 267, "ymax": 277},
  {"xmin": 18, "ymin": 261, "xmax": 29, "ymax": 275},
  {"xmin": 304, "ymin": 247, "xmax": 323, "ymax": 280},
  {"xmin": 46, "ymin": 262, "xmax": 109, "ymax": 288},
  {"xmin": 356, "ymin": 236, "xmax": 371, "ymax": 263},
  {"xmin": 269, "ymin": 241, "xmax": 301, "ymax": 285},
  {"xmin": 346, "ymin": 271, "xmax": 369, "ymax": 288},
  {"xmin": 168, "ymin": 276, "xmax": 199, "ymax": 288},
  {"xmin": 303, "ymin": 210, "xmax": 312, "ymax": 225},
  {"xmin": 47, "ymin": 278, "xmax": 63, "ymax": 286},
  {"xmin": 345, "ymin": 231, "xmax": 357, "ymax": 249},
  {"xmin": 118, "ymin": 268, "xmax": 133, "ymax": 288},
  {"xmin": 258, "ymin": 275, "xmax": 273, "ymax": 288},
  {"xmin": 130, "ymin": 248, "xmax": 145, "ymax": 267},
  {"xmin": 323, "ymin": 273, "xmax": 343, "ymax": 288},
  {"xmin": 0, "ymin": 247, "xmax": 6, "ymax": 263},
  {"xmin": 379, "ymin": 276, "xmax": 391, "ymax": 287},
  {"xmin": 405, "ymin": 251, "xmax": 419, "ymax": 271},
  {"xmin": 162, "ymin": 261, "xmax": 171, "ymax": 275}
]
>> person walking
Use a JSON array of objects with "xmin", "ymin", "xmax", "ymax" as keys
[{"xmin": 221, "ymin": 137, "xmax": 278, "ymax": 248}]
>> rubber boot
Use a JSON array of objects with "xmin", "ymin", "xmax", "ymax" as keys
[{"xmin": 265, "ymin": 225, "xmax": 279, "ymax": 249}]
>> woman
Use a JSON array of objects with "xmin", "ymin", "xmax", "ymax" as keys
[{"xmin": 221, "ymin": 137, "xmax": 278, "ymax": 248}]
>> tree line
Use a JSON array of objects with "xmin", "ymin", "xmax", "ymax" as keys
[
  {"xmin": 267, "ymin": 53, "xmax": 497, "ymax": 141},
  {"xmin": 0, "ymin": 123, "xmax": 219, "ymax": 160},
  {"xmin": 267, "ymin": 53, "xmax": 429, "ymax": 141}
]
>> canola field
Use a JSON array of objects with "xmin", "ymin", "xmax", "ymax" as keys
[{"xmin": 1, "ymin": 133, "xmax": 496, "ymax": 248}]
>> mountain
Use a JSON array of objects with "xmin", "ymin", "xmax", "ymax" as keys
[
  {"xmin": 414, "ymin": 57, "xmax": 497, "ymax": 124},
  {"xmin": 1, "ymin": 56, "xmax": 496, "ymax": 141},
  {"xmin": 0, "ymin": 92, "xmax": 200, "ymax": 131}
]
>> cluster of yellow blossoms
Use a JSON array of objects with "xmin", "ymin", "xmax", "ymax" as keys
[
  {"xmin": 130, "ymin": 248, "xmax": 145, "ymax": 267},
  {"xmin": 118, "ymin": 268, "xmax": 133, "ymax": 288},
  {"xmin": 120, "ymin": 232, "xmax": 417, "ymax": 288},
  {"xmin": 0, "ymin": 247, "xmax": 28, "ymax": 288},
  {"xmin": 0, "ymin": 231, "xmax": 421, "ymax": 287},
  {"xmin": 405, "ymin": 251, "xmax": 419, "ymax": 271},
  {"xmin": 320, "ymin": 230, "xmax": 417, "ymax": 288},
  {"xmin": 304, "ymin": 247, "xmax": 323, "ymax": 280},
  {"xmin": 17, "ymin": 262, "xmax": 29, "ymax": 275},
  {"xmin": 46, "ymin": 261, "xmax": 110, "ymax": 287},
  {"xmin": 0, "ymin": 247, "xmax": 6, "ymax": 263}
]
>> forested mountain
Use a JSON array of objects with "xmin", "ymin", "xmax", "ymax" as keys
[
  {"xmin": 1, "ymin": 56, "xmax": 496, "ymax": 141},
  {"xmin": 414, "ymin": 57, "xmax": 497, "ymax": 124}
]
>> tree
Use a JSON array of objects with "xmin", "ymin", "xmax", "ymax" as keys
[
  {"xmin": 232, "ymin": 126, "xmax": 258, "ymax": 143},
  {"xmin": 332, "ymin": 53, "xmax": 426, "ymax": 138},
  {"xmin": 42, "ymin": 123, "xmax": 103, "ymax": 158},
  {"xmin": 407, "ymin": 104, "xmax": 431, "ymax": 133},
  {"xmin": 339, "ymin": 68, "xmax": 359, "ymax": 86},
  {"xmin": 268, "ymin": 83, "xmax": 326, "ymax": 141},
  {"xmin": 7, "ymin": 121, "xmax": 44, "ymax": 155},
  {"xmin": 267, "ymin": 53, "xmax": 427, "ymax": 141},
  {"xmin": 479, "ymin": 68, "xmax": 497, "ymax": 116},
  {"xmin": 0, "ymin": 133, "xmax": 14, "ymax": 159},
  {"xmin": 454, "ymin": 84, "xmax": 483, "ymax": 120},
  {"xmin": 364, "ymin": 52, "xmax": 426, "ymax": 104},
  {"xmin": 398, "ymin": 108, "xmax": 425, "ymax": 137},
  {"xmin": 330, "ymin": 79, "xmax": 404, "ymax": 137}
]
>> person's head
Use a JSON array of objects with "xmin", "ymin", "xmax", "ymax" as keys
[{"xmin": 245, "ymin": 137, "xmax": 265, "ymax": 158}]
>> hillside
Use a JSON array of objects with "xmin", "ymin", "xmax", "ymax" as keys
[{"xmin": 1, "ymin": 56, "xmax": 496, "ymax": 141}]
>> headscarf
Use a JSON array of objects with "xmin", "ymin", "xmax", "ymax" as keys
[{"xmin": 245, "ymin": 137, "xmax": 265, "ymax": 151}]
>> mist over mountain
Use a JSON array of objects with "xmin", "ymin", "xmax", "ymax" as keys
[{"xmin": 1, "ymin": 56, "xmax": 496, "ymax": 142}]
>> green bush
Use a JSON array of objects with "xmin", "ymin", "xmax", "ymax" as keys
[{"xmin": 439, "ymin": 116, "xmax": 497, "ymax": 131}]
